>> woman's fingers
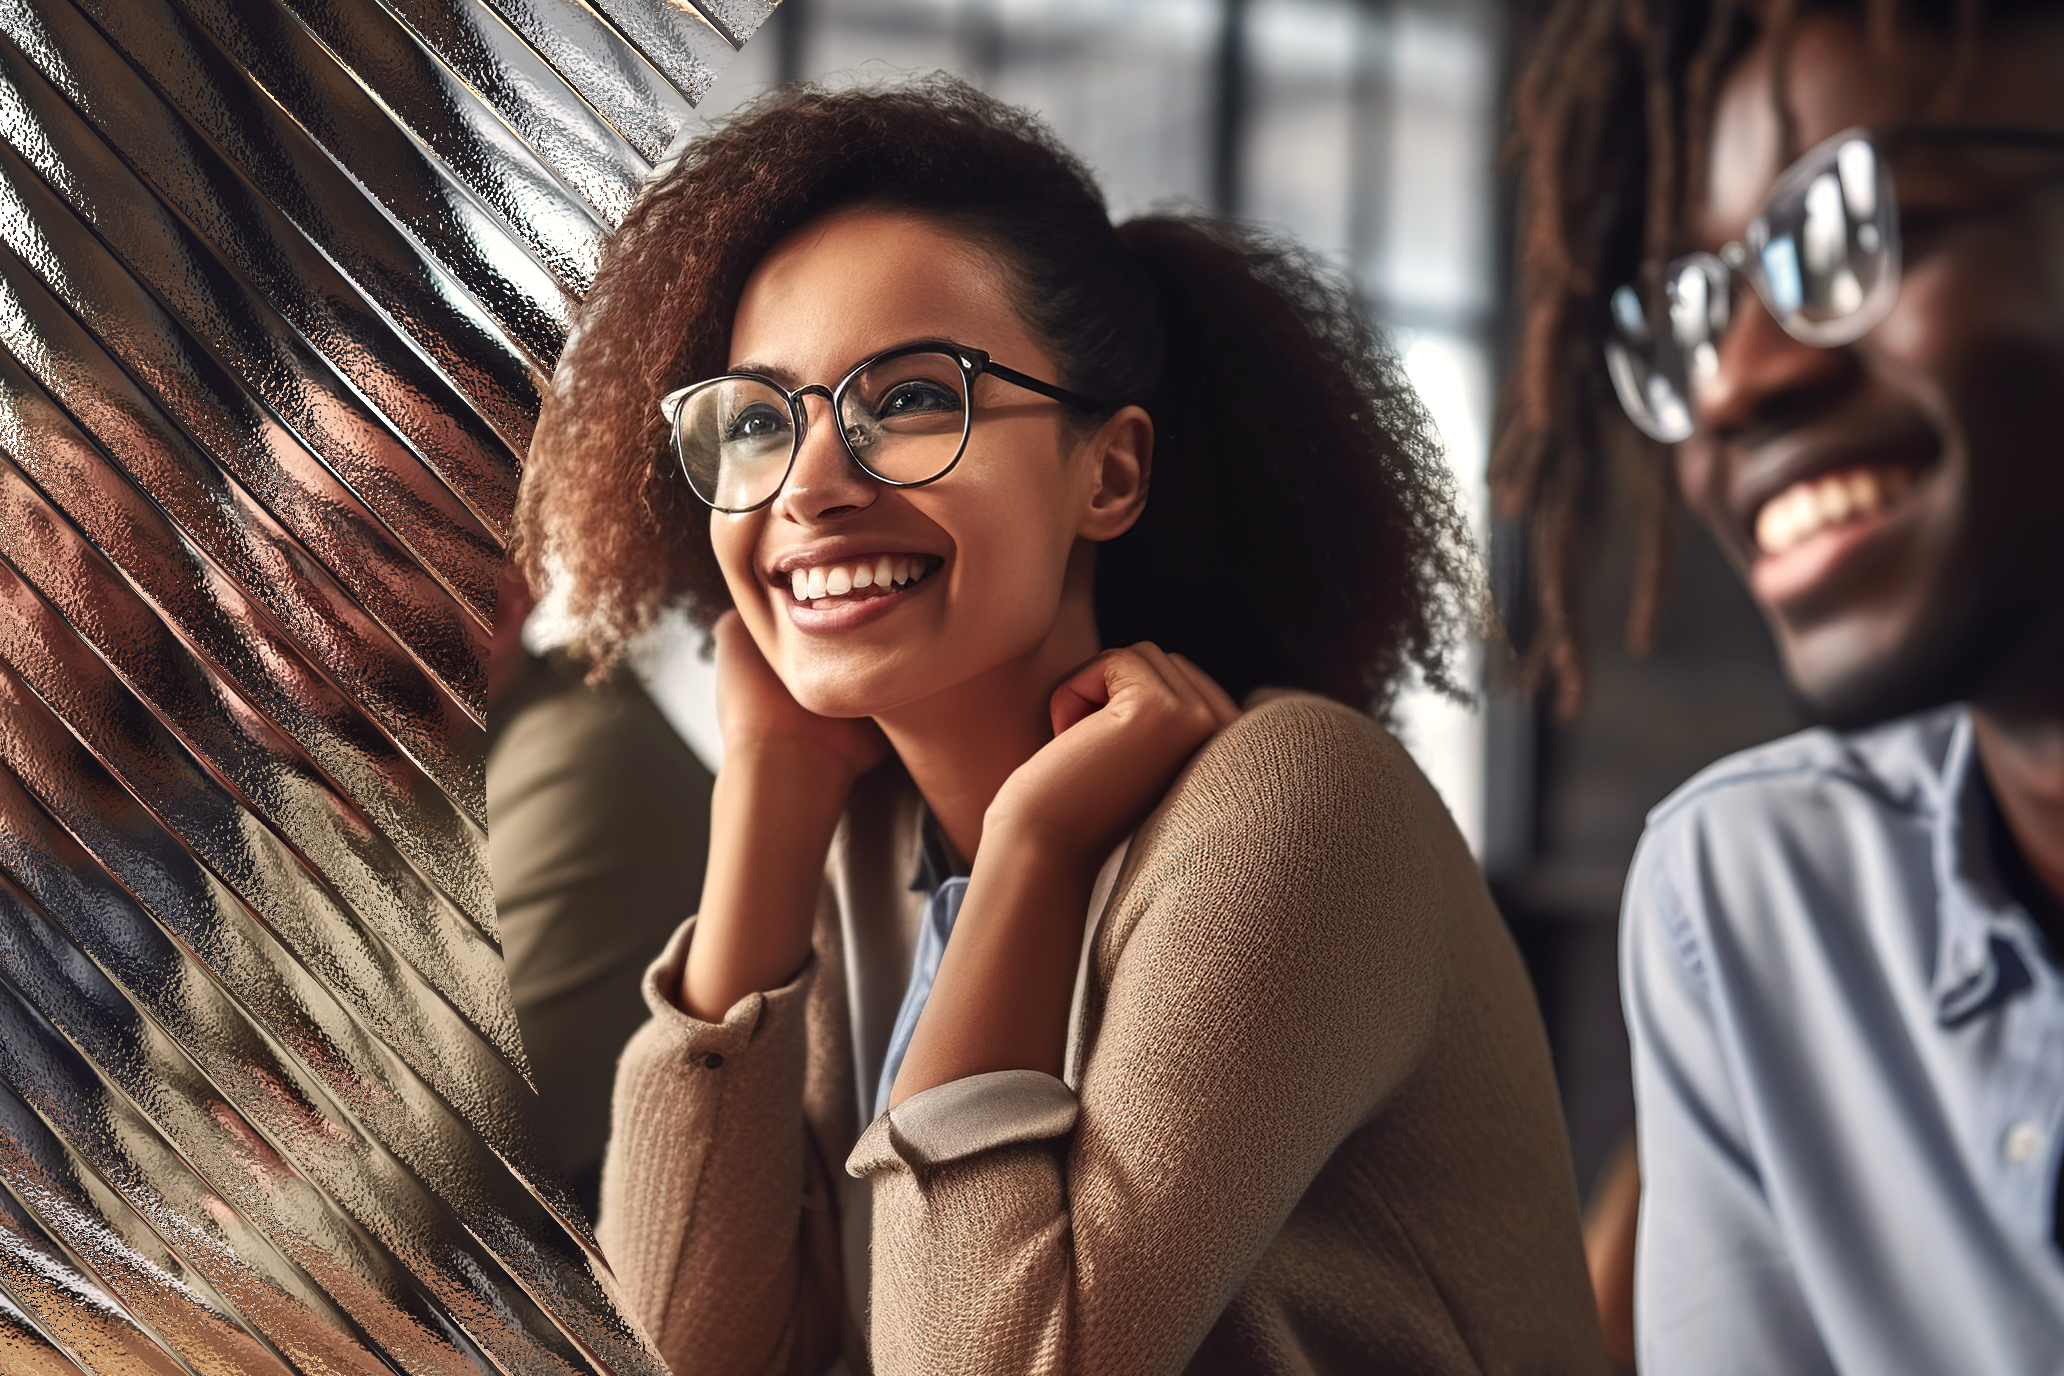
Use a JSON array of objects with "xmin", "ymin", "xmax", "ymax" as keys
[
  {"xmin": 1049, "ymin": 643, "xmax": 1240, "ymax": 739},
  {"xmin": 1049, "ymin": 651, "xmax": 1121, "ymax": 735}
]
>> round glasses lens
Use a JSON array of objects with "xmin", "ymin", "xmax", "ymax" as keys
[
  {"xmin": 674, "ymin": 378, "xmax": 794, "ymax": 510},
  {"xmin": 1752, "ymin": 135, "xmax": 1899, "ymax": 344},
  {"xmin": 838, "ymin": 351, "xmax": 970, "ymax": 484},
  {"xmin": 1604, "ymin": 275, "xmax": 1708, "ymax": 444}
]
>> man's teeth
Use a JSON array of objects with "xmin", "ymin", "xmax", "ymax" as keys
[
  {"xmin": 788, "ymin": 556, "xmax": 928, "ymax": 603},
  {"xmin": 1754, "ymin": 467, "xmax": 1912, "ymax": 556}
]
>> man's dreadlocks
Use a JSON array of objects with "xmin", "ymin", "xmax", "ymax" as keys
[{"xmin": 1494, "ymin": 0, "xmax": 2005, "ymax": 714}]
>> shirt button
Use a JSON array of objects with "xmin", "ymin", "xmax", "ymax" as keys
[{"xmin": 2001, "ymin": 1121, "xmax": 2044, "ymax": 1165}]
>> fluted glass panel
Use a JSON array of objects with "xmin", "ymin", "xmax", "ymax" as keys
[{"xmin": 0, "ymin": 0, "xmax": 775, "ymax": 1367}]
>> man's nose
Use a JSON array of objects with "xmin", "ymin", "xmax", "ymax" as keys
[
  {"xmin": 775, "ymin": 392, "xmax": 877, "ymax": 522},
  {"xmin": 1694, "ymin": 287, "xmax": 1853, "ymax": 436}
]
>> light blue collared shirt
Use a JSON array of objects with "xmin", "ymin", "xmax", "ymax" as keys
[
  {"xmin": 1623, "ymin": 706, "xmax": 2064, "ymax": 1375},
  {"xmin": 873, "ymin": 873, "xmax": 967, "ymax": 1122}
]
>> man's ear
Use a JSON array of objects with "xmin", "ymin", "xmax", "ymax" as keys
[{"xmin": 1078, "ymin": 404, "xmax": 1153, "ymax": 542}]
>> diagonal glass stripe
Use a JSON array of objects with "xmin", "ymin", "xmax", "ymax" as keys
[
  {"xmin": 0, "ymin": 0, "xmax": 544, "ymax": 478},
  {"xmin": 0, "ymin": 1277, "xmax": 94, "ymax": 1376},
  {"xmin": 278, "ymin": 0, "xmax": 623, "ymax": 234},
  {"xmin": 0, "ymin": 68, "xmax": 506, "ymax": 632},
  {"xmin": 0, "ymin": 320, "xmax": 484, "ymax": 825},
  {"xmin": 0, "ymin": 611, "xmax": 523, "ymax": 1089},
  {"xmin": 493, "ymin": 0, "xmax": 726, "ymax": 134},
  {"xmin": 0, "ymin": 868, "xmax": 627, "ymax": 1376},
  {"xmin": 0, "ymin": 1160, "xmax": 194, "ymax": 1376},
  {"xmin": 0, "ymin": 663, "xmax": 562, "ymax": 1200},
  {"xmin": 0, "ymin": 770, "xmax": 659, "ymax": 1376},
  {"xmin": 0, "ymin": 860, "xmax": 478, "ymax": 1376},
  {"xmin": 0, "ymin": 137, "xmax": 499, "ymax": 637},
  {"xmin": 91, "ymin": 0, "xmax": 581, "ymax": 362},
  {"xmin": 370, "ymin": 0, "xmax": 657, "ymax": 222},
  {"xmin": 0, "ymin": 210, "xmax": 491, "ymax": 717},
  {"xmin": 0, "ymin": 978, "xmax": 494, "ymax": 1376},
  {"xmin": 48, "ymin": 0, "xmax": 567, "ymax": 374},
  {"xmin": 0, "ymin": 449, "xmax": 492, "ymax": 936},
  {"xmin": 0, "ymin": 1, "xmax": 527, "ymax": 535},
  {"xmin": 0, "ymin": 1075, "xmax": 294, "ymax": 1376},
  {"xmin": 0, "ymin": 0, "xmax": 775, "ymax": 1364}
]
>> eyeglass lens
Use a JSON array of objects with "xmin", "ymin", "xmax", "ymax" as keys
[
  {"xmin": 673, "ymin": 350, "xmax": 974, "ymax": 512},
  {"xmin": 1605, "ymin": 131, "xmax": 1899, "ymax": 442}
]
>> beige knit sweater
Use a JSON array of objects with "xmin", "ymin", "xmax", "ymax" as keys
[{"xmin": 597, "ymin": 694, "xmax": 1609, "ymax": 1375}]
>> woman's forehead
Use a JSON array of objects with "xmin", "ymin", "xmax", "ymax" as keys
[{"xmin": 727, "ymin": 209, "xmax": 1031, "ymax": 375}]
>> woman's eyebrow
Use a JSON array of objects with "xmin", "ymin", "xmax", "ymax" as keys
[
  {"xmin": 726, "ymin": 339, "xmax": 956, "ymax": 387},
  {"xmin": 726, "ymin": 360, "xmax": 797, "ymax": 385}
]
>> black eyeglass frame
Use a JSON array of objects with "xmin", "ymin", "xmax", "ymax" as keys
[
  {"xmin": 1606, "ymin": 123, "xmax": 2064, "ymax": 442},
  {"xmin": 658, "ymin": 338, "xmax": 1114, "ymax": 514}
]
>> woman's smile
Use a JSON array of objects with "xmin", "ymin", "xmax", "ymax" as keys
[{"xmin": 772, "ymin": 549, "xmax": 946, "ymax": 632}]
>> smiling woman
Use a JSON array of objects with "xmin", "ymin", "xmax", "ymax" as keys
[{"xmin": 515, "ymin": 76, "xmax": 1608, "ymax": 1376}]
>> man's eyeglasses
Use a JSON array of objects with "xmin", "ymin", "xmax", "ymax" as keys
[
  {"xmin": 1606, "ymin": 125, "xmax": 2064, "ymax": 443},
  {"xmin": 659, "ymin": 340, "xmax": 1111, "ymax": 513}
]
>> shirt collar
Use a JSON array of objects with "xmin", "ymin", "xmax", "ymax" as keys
[
  {"xmin": 908, "ymin": 806, "xmax": 968, "ymax": 895},
  {"xmin": 1931, "ymin": 709, "xmax": 2038, "ymax": 1025}
]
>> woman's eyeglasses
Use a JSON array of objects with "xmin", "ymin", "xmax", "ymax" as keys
[
  {"xmin": 659, "ymin": 339, "xmax": 1111, "ymax": 513},
  {"xmin": 1605, "ymin": 125, "xmax": 2064, "ymax": 443}
]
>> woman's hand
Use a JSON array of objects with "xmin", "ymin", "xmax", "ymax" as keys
[
  {"xmin": 988, "ymin": 643, "xmax": 1240, "ymax": 873},
  {"xmin": 682, "ymin": 614, "xmax": 888, "ymax": 1020},
  {"xmin": 887, "ymin": 645, "xmax": 1237, "ymax": 1105},
  {"xmin": 712, "ymin": 611, "xmax": 888, "ymax": 785}
]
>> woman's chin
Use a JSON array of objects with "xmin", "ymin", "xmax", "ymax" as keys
[{"xmin": 779, "ymin": 667, "xmax": 918, "ymax": 724}]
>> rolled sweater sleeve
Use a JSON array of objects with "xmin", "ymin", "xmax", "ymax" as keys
[
  {"xmin": 597, "ymin": 914, "xmax": 845, "ymax": 1376},
  {"xmin": 847, "ymin": 697, "xmax": 1449, "ymax": 1375}
]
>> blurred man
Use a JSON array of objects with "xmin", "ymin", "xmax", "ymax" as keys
[
  {"xmin": 1502, "ymin": 1, "xmax": 2064, "ymax": 1370},
  {"xmin": 490, "ymin": 562, "xmax": 714, "ymax": 1217}
]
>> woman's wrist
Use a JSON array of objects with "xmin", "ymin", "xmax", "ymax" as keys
[{"xmin": 680, "ymin": 747, "xmax": 859, "ymax": 1020}]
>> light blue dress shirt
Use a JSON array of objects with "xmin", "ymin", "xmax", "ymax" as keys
[
  {"xmin": 1623, "ymin": 706, "xmax": 2064, "ymax": 1375},
  {"xmin": 873, "ymin": 873, "xmax": 968, "ymax": 1122}
]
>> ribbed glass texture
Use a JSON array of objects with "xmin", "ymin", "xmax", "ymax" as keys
[{"xmin": 0, "ymin": 0, "xmax": 769, "ymax": 1368}]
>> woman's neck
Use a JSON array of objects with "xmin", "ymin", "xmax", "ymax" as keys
[{"xmin": 876, "ymin": 550, "xmax": 1102, "ymax": 863}]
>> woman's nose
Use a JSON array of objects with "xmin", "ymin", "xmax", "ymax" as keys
[
  {"xmin": 1694, "ymin": 288, "xmax": 1853, "ymax": 436},
  {"xmin": 776, "ymin": 393, "xmax": 877, "ymax": 522}
]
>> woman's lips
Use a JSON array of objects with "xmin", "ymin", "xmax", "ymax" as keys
[
  {"xmin": 1747, "ymin": 462, "xmax": 1921, "ymax": 608},
  {"xmin": 774, "ymin": 553, "xmax": 940, "ymax": 632}
]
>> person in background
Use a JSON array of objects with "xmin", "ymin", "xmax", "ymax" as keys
[
  {"xmin": 488, "ymin": 559, "xmax": 714, "ymax": 1218},
  {"xmin": 1502, "ymin": 0, "xmax": 2064, "ymax": 1370},
  {"xmin": 517, "ymin": 75, "xmax": 1609, "ymax": 1376}
]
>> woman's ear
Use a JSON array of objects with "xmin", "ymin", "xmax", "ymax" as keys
[{"xmin": 1078, "ymin": 404, "xmax": 1153, "ymax": 542}]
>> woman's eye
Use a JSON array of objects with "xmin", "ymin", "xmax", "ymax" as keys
[
  {"xmin": 725, "ymin": 404, "xmax": 790, "ymax": 443},
  {"xmin": 877, "ymin": 381, "xmax": 961, "ymax": 416}
]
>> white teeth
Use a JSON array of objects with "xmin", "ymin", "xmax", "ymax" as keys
[
  {"xmin": 1754, "ymin": 466, "xmax": 1912, "ymax": 556},
  {"xmin": 784, "ymin": 555, "xmax": 931, "ymax": 602},
  {"xmin": 1817, "ymin": 481, "xmax": 1852, "ymax": 524}
]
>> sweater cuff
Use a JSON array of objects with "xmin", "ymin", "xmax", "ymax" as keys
[
  {"xmin": 846, "ymin": 1069, "xmax": 1078, "ymax": 1177},
  {"xmin": 637, "ymin": 914, "xmax": 817, "ymax": 1059}
]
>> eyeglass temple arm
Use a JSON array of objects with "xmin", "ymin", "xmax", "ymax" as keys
[{"xmin": 981, "ymin": 360, "xmax": 1113, "ymax": 414}]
